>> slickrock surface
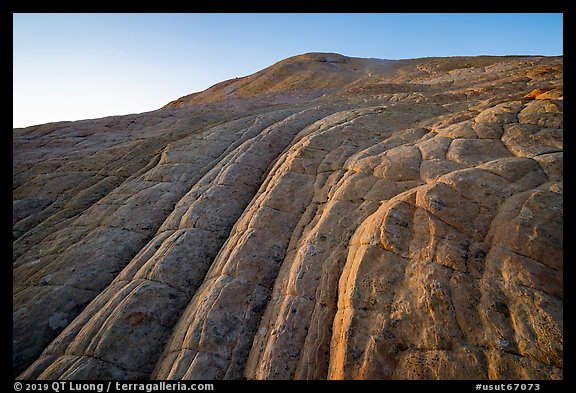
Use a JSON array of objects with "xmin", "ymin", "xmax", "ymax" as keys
[{"xmin": 14, "ymin": 53, "xmax": 562, "ymax": 380}]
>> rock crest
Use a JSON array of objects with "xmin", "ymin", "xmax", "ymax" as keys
[{"xmin": 14, "ymin": 53, "xmax": 562, "ymax": 380}]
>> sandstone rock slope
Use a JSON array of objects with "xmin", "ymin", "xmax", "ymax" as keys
[{"xmin": 13, "ymin": 53, "xmax": 563, "ymax": 380}]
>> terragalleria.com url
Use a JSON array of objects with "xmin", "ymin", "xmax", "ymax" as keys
[{"xmin": 14, "ymin": 382, "xmax": 214, "ymax": 392}]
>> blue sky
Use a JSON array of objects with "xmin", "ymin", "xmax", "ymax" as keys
[{"xmin": 13, "ymin": 13, "xmax": 563, "ymax": 128}]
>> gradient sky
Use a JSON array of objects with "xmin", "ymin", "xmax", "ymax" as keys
[{"xmin": 13, "ymin": 13, "xmax": 563, "ymax": 128}]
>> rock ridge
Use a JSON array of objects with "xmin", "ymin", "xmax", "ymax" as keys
[{"xmin": 14, "ymin": 53, "xmax": 562, "ymax": 380}]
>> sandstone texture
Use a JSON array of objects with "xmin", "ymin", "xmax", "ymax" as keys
[{"xmin": 14, "ymin": 53, "xmax": 562, "ymax": 380}]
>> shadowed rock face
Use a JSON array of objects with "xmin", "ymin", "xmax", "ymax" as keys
[{"xmin": 14, "ymin": 53, "xmax": 562, "ymax": 380}]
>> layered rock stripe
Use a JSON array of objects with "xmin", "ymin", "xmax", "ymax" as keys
[{"xmin": 14, "ymin": 53, "xmax": 562, "ymax": 379}]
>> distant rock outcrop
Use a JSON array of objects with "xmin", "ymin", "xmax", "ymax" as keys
[{"xmin": 14, "ymin": 53, "xmax": 562, "ymax": 380}]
